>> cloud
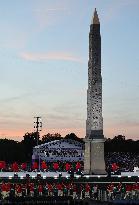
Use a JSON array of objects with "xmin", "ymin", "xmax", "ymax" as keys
[
  {"xmin": 104, "ymin": 119, "xmax": 139, "ymax": 140},
  {"xmin": 0, "ymin": 130, "xmax": 28, "ymax": 141},
  {"xmin": 0, "ymin": 91, "xmax": 38, "ymax": 104},
  {"xmin": 33, "ymin": 1, "xmax": 70, "ymax": 29},
  {"xmin": 20, "ymin": 52, "xmax": 84, "ymax": 63},
  {"xmin": 38, "ymin": 8, "xmax": 67, "ymax": 12}
]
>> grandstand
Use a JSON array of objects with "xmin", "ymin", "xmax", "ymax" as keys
[{"xmin": 32, "ymin": 139, "xmax": 84, "ymax": 162}]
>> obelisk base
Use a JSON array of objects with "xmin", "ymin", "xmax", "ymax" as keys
[
  {"xmin": 84, "ymin": 139, "xmax": 92, "ymax": 174},
  {"xmin": 84, "ymin": 139, "xmax": 106, "ymax": 175}
]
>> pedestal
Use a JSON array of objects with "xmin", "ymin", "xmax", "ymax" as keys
[
  {"xmin": 84, "ymin": 138, "xmax": 106, "ymax": 175},
  {"xmin": 84, "ymin": 139, "xmax": 92, "ymax": 174}
]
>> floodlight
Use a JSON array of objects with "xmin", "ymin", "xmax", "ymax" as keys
[
  {"xmin": 43, "ymin": 176, "xmax": 46, "ymax": 179},
  {"xmin": 86, "ymin": 175, "xmax": 90, "ymax": 178},
  {"xmin": 9, "ymin": 176, "xmax": 12, "ymax": 179},
  {"xmin": 32, "ymin": 176, "xmax": 35, "ymax": 179},
  {"xmin": 54, "ymin": 176, "xmax": 58, "ymax": 179},
  {"xmin": 76, "ymin": 175, "xmax": 80, "ymax": 179}
]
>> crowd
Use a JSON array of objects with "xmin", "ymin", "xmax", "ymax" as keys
[
  {"xmin": 39, "ymin": 139, "xmax": 84, "ymax": 150},
  {"xmin": 0, "ymin": 152, "xmax": 139, "ymax": 174},
  {"xmin": 34, "ymin": 139, "xmax": 83, "ymax": 161},
  {"xmin": 107, "ymin": 183, "xmax": 139, "ymax": 200},
  {"xmin": 42, "ymin": 149, "xmax": 82, "ymax": 158},
  {"xmin": 105, "ymin": 152, "xmax": 139, "ymax": 173},
  {"xmin": 0, "ymin": 181, "xmax": 139, "ymax": 201}
]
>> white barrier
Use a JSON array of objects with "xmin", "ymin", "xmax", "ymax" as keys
[
  {"xmin": 134, "ymin": 167, "xmax": 139, "ymax": 172},
  {"xmin": 0, "ymin": 171, "xmax": 139, "ymax": 178},
  {"xmin": 121, "ymin": 172, "xmax": 139, "ymax": 177},
  {"xmin": 0, "ymin": 172, "xmax": 70, "ymax": 178}
]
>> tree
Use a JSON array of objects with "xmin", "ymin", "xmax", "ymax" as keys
[
  {"xmin": 0, "ymin": 138, "xmax": 25, "ymax": 163},
  {"xmin": 112, "ymin": 135, "xmax": 125, "ymax": 141},
  {"xmin": 21, "ymin": 132, "xmax": 38, "ymax": 161},
  {"xmin": 105, "ymin": 135, "xmax": 139, "ymax": 153},
  {"xmin": 41, "ymin": 133, "xmax": 62, "ymax": 144},
  {"xmin": 65, "ymin": 133, "xmax": 84, "ymax": 143}
]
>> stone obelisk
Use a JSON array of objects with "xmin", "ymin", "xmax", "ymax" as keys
[{"xmin": 84, "ymin": 8, "xmax": 106, "ymax": 175}]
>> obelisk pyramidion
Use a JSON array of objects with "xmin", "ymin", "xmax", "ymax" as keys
[{"xmin": 84, "ymin": 9, "xmax": 106, "ymax": 174}]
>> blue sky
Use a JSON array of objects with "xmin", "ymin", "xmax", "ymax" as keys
[{"xmin": 0, "ymin": 0, "xmax": 139, "ymax": 140}]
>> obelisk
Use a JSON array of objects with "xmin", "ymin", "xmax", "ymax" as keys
[{"xmin": 84, "ymin": 8, "xmax": 106, "ymax": 175}]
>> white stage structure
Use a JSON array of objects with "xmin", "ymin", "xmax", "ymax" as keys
[{"xmin": 32, "ymin": 139, "xmax": 84, "ymax": 162}]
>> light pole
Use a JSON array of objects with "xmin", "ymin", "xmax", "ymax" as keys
[
  {"xmin": 34, "ymin": 117, "xmax": 42, "ymax": 171},
  {"xmin": 34, "ymin": 116, "xmax": 42, "ymax": 145}
]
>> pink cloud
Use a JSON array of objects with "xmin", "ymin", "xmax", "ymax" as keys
[
  {"xmin": 42, "ymin": 128, "xmax": 85, "ymax": 138},
  {"xmin": 0, "ymin": 128, "xmax": 85, "ymax": 141},
  {"xmin": 0, "ymin": 124, "xmax": 139, "ymax": 141},
  {"xmin": 104, "ymin": 123, "xmax": 139, "ymax": 140},
  {"xmin": 20, "ymin": 52, "xmax": 84, "ymax": 63},
  {"xmin": 0, "ymin": 130, "xmax": 26, "ymax": 142}
]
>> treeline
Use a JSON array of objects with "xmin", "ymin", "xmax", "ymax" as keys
[
  {"xmin": 0, "ymin": 133, "xmax": 82, "ymax": 163},
  {"xmin": 0, "ymin": 133, "xmax": 138, "ymax": 163},
  {"xmin": 104, "ymin": 135, "xmax": 139, "ymax": 153}
]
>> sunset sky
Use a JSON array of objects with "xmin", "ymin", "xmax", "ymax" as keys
[{"xmin": 0, "ymin": 0, "xmax": 139, "ymax": 141}]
